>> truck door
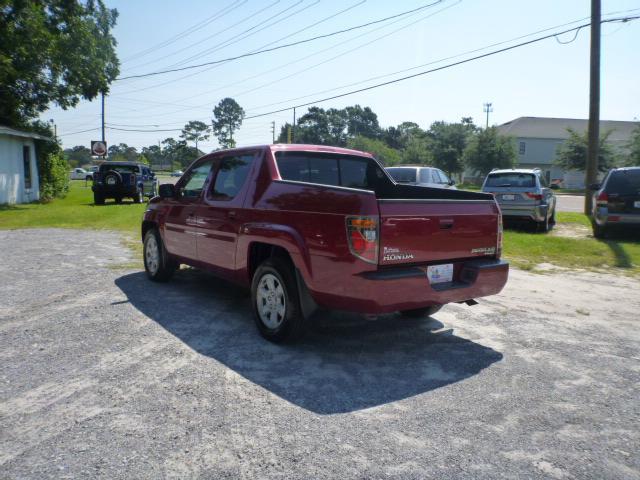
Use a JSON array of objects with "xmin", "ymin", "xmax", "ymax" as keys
[
  {"xmin": 195, "ymin": 152, "xmax": 257, "ymax": 272},
  {"xmin": 163, "ymin": 158, "xmax": 215, "ymax": 261}
]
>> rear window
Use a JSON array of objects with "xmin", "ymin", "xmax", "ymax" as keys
[
  {"xmin": 386, "ymin": 168, "xmax": 417, "ymax": 183},
  {"xmin": 275, "ymin": 152, "xmax": 379, "ymax": 190},
  {"xmin": 485, "ymin": 173, "xmax": 536, "ymax": 188},
  {"xmin": 100, "ymin": 164, "xmax": 138, "ymax": 174},
  {"xmin": 606, "ymin": 170, "xmax": 640, "ymax": 195}
]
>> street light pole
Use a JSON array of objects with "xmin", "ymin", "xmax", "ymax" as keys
[{"xmin": 483, "ymin": 102, "xmax": 493, "ymax": 128}]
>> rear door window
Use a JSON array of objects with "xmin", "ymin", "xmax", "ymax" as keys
[
  {"xmin": 209, "ymin": 154, "xmax": 255, "ymax": 200},
  {"xmin": 606, "ymin": 170, "xmax": 640, "ymax": 195},
  {"xmin": 485, "ymin": 173, "xmax": 536, "ymax": 188},
  {"xmin": 276, "ymin": 154, "xmax": 339, "ymax": 186}
]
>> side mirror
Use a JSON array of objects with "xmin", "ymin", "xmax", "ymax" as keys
[
  {"xmin": 448, "ymin": 179, "xmax": 456, "ymax": 186},
  {"xmin": 159, "ymin": 183, "xmax": 177, "ymax": 198},
  {"xmin": 588, "ymin": 183, "xmax": 601, "ymax": 191}
]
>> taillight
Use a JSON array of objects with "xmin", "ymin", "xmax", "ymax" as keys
[
  {"xmin": 346, "ymin": 216, "xmax": 378, "ymax": 264},
  {"xmin": 496, "ymin": 209, "xmax": 503, "ymax": 259},
  {"xmin": 524, "ymin": 192, "xmax": 543, "ymax": 201},
  {"xmin": 596, "ymin": 191, "xmax": 608, "ymax": 206}
]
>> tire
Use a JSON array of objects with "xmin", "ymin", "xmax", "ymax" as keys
[
  {"xmin": 536, "ymin": 212, "xmax": 551, "ymax": 233},
  {"xmin": 135, "ymin": 189, "xmax": 144, "ymax": 203},
  {"xmin": 93, "ymin": 193, "xmax": 104, "ymax": 205},
  {"xmin": 85, "ymin": 175, "xmax": 93, "ymax": 182},
  {"xmin": 103, "ymin": 170, "xmax": 122, "ymax": 186},
  {"xmin": 592, "ymin": 220, "xmax": 607, "ymax": 239},
  {"xmin": 251, "ymin": 257, "xmax": 307, "ymax": 343},
  {"xmin": 400, "ymin": 305, "xmax": 443, "ymax": 318},
  {"xmin": 143, "ymin": 229, "xmax": 177, "ymax": 282}
]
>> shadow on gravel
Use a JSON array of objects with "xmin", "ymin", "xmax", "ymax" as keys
[{"xmin": 115, "ymin": 269, "xmax": 503, "ymax": 414}]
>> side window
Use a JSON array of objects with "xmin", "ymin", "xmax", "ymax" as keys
[
  {"xmin": 276, "ymin": 155, "xmax": 339, "ymax": 186},
  {"xmin": 419, "ymin": 168, "xmax": 431, "ymax": 183},
  {"xmin": 182, "ymin": 160, "xmax": 215, "ymax": 198},
  {"xmin": 436, "ymin": 170, "xmax": 449, "ymax": 184},
  {"xmin": 539, "ymin": 173, "xmax": 549, "ymax": 188},
  {"xmin": 519, "ymin": 141, "xmax": 526, "ymax": 155},
  {"xmin": 210, "ymin": 154, "xmax": 255, "ymax": 200}
]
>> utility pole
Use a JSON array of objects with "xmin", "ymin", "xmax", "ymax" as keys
[
  {"xmin": 292, "ymin": 107, "xmax": 296, "ymax": 143},
  {"xmin": 585, "ymin": 0, "xmax": 601, "ymax": 216},
  {"xmin": 101, "ymin": 91, "xmax": 106, "ymax": 159},
  {"xmin": 483, "ymin": 102, "xmax": 493, "ymax": 128},
  {"xmin": 271, "ymin": 121, "xmax": 276, "ymax": 143},
  {"xmin": 49, "ymin": 119, "xmax": 57, "ymax": 142}
]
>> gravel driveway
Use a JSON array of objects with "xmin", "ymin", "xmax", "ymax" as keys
[{"xmin": 1, "ymin": 229, "xmax": 639, "ymax": 479}]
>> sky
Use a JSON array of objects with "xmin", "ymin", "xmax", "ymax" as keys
[{"xmin": 45, "ymin": 0, "xmax": 640, "ymax": 152}]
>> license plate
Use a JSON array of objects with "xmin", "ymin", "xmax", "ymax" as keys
[
  {"xmin": 502, "ymin": 194, "xmax": 515, "ymax": 200},
  {"xmin": 634, "ymin": 201, "xmax": 640, "ymax": 208},
  {"xmin": 427, "ymin": 264, "xmax": 453, "ymax": 284}
]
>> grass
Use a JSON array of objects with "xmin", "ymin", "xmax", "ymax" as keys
[{"xmin": 2, "ymin": 182, "xmax": 639, "ymax": 276}]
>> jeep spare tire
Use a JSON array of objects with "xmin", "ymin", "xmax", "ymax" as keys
[{"xmin": 104, "ymin": 170, "xmax": 122, "ymax": 186}]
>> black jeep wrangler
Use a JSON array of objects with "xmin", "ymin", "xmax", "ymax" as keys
[{"xmin": 92, "ymin": 162, "xmax": 158, "ymax": 205}]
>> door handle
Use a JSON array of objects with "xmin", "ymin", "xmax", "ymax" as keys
[
  {"xmin": 227, "ymin": 210, "xmax": 237, "ymax": 218},
  {"xmin": 439, "ymin": 219, "xmax": 454, "ymax": 229}
]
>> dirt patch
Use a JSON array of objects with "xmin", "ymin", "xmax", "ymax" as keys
[{"xmin": 550, "ymin": 222, "xmax": 592, "ymax": 239}]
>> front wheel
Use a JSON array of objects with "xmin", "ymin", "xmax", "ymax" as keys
[
  {"xmin": 93, "ymin": 193, "xmax": 104, "ymax": 205},
  {"xmin": 143, "ymin": 229, "xmax": 177, "ymax": 282},
  {"xmin": 251, "ymin": 258, "xmax": 307, "ymax": 343},
  {"xmin": 400, "ymin": 305, "xmax": 443, "ymax": 318}
]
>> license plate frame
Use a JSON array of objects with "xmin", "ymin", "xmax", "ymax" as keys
[
  {"xmin": 502, "ymin": 194, "xmax": 515, "ymax": 200},
  {"xmin": 427, "ymin": 263, "xmax": 454, "ymax": 285}
]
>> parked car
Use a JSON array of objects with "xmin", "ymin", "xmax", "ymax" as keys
[
  {"xmin": 481, "ymin": 168, "xmax": 556, "ymax": 232},
  {"xmin": 142, "ymin": 144, "xmax": 508, "ymax": 343},
  {"xmin": 590, "ymin": 166, "xmax": 640, "ymax": 238},
  {"xmin": 170, "ymin": 170, "xmax": 184, "ymax": 177},
  {"xmin": 386, "ymin": 166, "xmax": 457, "ymax": 189},
  {"xmin": 92, "ymin": 162, "xmax": 157, "ymax": 204},
  {"xmin": 70, "ymin": 168, "xmax": 93, "ymax": 181}
]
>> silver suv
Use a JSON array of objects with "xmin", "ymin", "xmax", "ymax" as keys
[
  {"xmin": 481, "ymin": 168, "xmax": 556, "ymax": 232},
  {"xmin": 386, "ymin": 166, "xmax": 456, "ymax": 189}
]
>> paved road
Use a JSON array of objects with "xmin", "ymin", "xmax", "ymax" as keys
[
  {"xmin": 1, "ymin": 229, "xmax": 639, "ymax": 479},
  {"xmin": 556, "ymin": 194, "xmax": 585, "ymax": 213}
]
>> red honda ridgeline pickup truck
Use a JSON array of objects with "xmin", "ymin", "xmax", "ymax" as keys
[{"xmin": 142, "ymin": 144, "xmax": 508, "ymax": 342}]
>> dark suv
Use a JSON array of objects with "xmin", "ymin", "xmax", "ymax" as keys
[
  {"xmin": 590, "ymin": 167, "xmax": 640, "ymax": 238},
  {"xmin": 92, "ymin": 162, "xmax": 157, "ymax": 205}
]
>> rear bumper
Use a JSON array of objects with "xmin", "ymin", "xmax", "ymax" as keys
[
  {"xmin": 499, "ymin": 204, "xmax": 548, "ymax": 222},
  {"xmin": 594, "ymin": 209, "xmax": 640, "ymax": 226},
  {"xmin": 92, "ymin": 185, "xmax": 137, "ymax": 196},
  {"xmin": 310, "ymin": 258, "xmax": 509, "ymax": 314}
]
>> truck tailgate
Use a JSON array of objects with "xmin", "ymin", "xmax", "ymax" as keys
[{"xmin": 378, "ymin": 199, "xmax": 500, "ymax": 265}]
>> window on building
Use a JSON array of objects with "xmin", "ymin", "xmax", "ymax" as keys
[
  {"xmin": 519, "ymin": 141, "xmax": 526, "ymax": 155},
  {"xmin": 23, "ymin": 146, "xmax": 32, "ymax": 189}
]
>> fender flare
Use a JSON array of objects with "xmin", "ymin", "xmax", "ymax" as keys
[{"xmin": 238, "ymin": 223, "xmax": 313, "ymax": 286}]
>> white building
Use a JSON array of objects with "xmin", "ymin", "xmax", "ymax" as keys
[{"xmin": 0, "ymin": 126, "xmax": 50, "ymax": 204}]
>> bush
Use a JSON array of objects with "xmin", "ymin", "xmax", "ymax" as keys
[
  {"xmin": 38, "ymin": 151, "xmax": 69, "ymax": 202},
  {"xmin": 347, "ymin": 135, "xmax": 401, "ymax": 165}
]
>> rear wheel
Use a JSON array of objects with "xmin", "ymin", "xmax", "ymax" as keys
[
  {"xmin": 251, "ymin": 257, "xmax": 307, "ymax": 343},
  {"xmin": 536, "ymin": 211, "xmax": 551, "ymax": 233},
  {"xmin": 93, "ymin": 193, "xmax": 104, "ymax": 205},
  {"xmin": 400, "ymin": 305, "xmax": 443, "ymax": 318},
  {"xmin": 592, "ymin": 220, "xmax": 607, "ymax": 239},
  {"xmin": 143, "ymin": 229, "xmax": 177, "ymax": 282}
]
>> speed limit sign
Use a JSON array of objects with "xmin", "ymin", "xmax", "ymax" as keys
[{"xmin": 91, "ymin": 140, "xmax": 107, "ymax": 156}]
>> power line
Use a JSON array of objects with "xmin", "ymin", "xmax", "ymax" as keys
[
  {"xmin": 243, "ymin": 15, "xmax": 640, "ymax": 120},
  {"xmin": 58, "ymin": 127, "xmax": 101, "ymax": 137},
  {"xmin": 121, "ymin": 1, "xmax": 247, "ymax": 64},
  {"xmin": 116, "ymin": 1, "xmax": 443, "ymax": 81}
]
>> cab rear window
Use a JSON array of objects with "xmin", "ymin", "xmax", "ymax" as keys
[
  {"xmin": 485, "ymin": 173, "xmax": 536, "ymax": 188},
  {"xmin": 275, "ymin": 152, "xmax": 378, "ymax": 190},
  {"xmin": 387, "ymin": 168, "xmax": 417, "ymax": 183}
]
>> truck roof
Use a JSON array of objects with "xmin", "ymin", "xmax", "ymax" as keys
[{"xmin": 210, "ymin": 144, "xmax": 375, "ymax": 158}]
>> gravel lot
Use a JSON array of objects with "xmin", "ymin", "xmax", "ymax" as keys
[{"xmin": 1, "ymin": 228, "xmax": 639, "ymax": 479}]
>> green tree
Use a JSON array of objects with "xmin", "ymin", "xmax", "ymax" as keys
[
  {"xmin": 180, "ymin": 120, "xmax": 210, "ymax": 151},
  {"xmin": 555, "ymin": 128, "xmax": 616, "ymax": 172},
  {"xmin": 63, "ymin": 145, "xmax": 93, "ymax": 168},
  {"xmin": 401, "ymin": 136, "xmax": 431, "ymax": 164},
  {"xmin": 345, "ymin": 105, "xmax": 380, "ymax": 138},
  {"xmin": 624, "ymin": 125, "xmax": 640, "ymax": 167},
  {"xmin": 383, "ymin": 122, "xmax": 425, "ymax": 150},
  {"xmin": 0, "ymin": 1, "xmax": 119, "ymax": 127},
  {"xmin": 107, "ymin": 143, "xmax": 138, "ymax": 162},
  {"xmin": 347, "ymin": 136, "xmax": 401, "ymax": 166},
  {"xmin": 28, "ymin": 120, "xmax": 68, "ymax": 201},
  {"xmin": 161, "ymin": 137, "xmax": 199, "ymax": 169},
  {"xmin": 427, "ymin": 118, "xmax": 477, "ymax": 178},
  {"xmin": 212, "ymin": 98, "xmax": 245, "ymax": 148},
  {"xmin": 463, "ymin": 127, "xmax": 516, "ymax": 176}
]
